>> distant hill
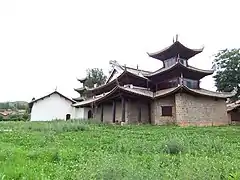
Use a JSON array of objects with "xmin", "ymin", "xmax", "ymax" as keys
[{"xmin": 0, "ymin": 101, "xmax": 28, "ymax": 110}]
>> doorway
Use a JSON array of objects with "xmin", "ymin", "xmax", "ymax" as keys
[
  {"xmin": 66, "ymin": 114, "xmax": 71, "ymax": 120},
  {"xmin": 88, "ymin": 110, "xmax": 93, "ymax": 119}
]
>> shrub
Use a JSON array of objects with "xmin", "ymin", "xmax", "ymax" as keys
[
  {"xmin": 51, "ymin": 151, "xmax": 61, "ymax": 163},
  {"xmin": 162, "ymin": 139, "xmax": 184, "ymax": 155}
]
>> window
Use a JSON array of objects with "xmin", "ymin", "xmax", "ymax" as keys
[
  {"xmin": 164, "ymin": 58, "xmax": 176, "ymax": 67},
  {"xmin": 183, "ymin": 78, "xmax": 199, "ymax": 89},
  {"xmin": 162, "ymin": 106, "xmax": 172, "ymax": 116}
]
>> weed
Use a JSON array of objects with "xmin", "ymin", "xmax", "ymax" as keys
[{"xmin": 162, "ymin": 139, "xmax": 184, "ymax": 155}]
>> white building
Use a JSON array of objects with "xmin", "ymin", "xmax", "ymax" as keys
[{"xmin": 29, "ymin": 91, "xmax": 90, "ymax": 121}]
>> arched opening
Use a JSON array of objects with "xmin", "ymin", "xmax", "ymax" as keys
[
  {"xmin": 66, "ymin": 114, "xmax": 71, "ymax": 120},
  {"xmin": 88, "ymin": 110, "xmax": 93, "ymax": 119}
]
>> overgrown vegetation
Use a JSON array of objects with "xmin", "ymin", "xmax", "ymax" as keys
[
  {"xmin": 0, "ymin": 101, "xmax": 28, "ymax": 110},
  {"xmin": 0, "ymin": 121, "xmax": 240, "ymax": 179},
  {"xmin": 0, "ymin": 113, "xmax": 29, "ymax": 121}
]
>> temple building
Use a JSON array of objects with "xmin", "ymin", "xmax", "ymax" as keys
[{"xmin": 73, "ymin": 38, "xmax": 235, "ymax": 126}]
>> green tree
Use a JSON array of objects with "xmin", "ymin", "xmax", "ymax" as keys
[
  {"xmin": 84, "ymin": 68, "xmax": 107, "ymax": 88},
  {"xmin": 213, "ymin": 48, "xmax": 240, "ymax": 101}
]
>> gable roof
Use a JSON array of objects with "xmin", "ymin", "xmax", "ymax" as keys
[
  {"xmin": 105, "ymin": 63, "xmax": 152, "ymax": 84},
  {"xmin": 29, "ymin": 91, "xmax": 76, "ymax": 106}
]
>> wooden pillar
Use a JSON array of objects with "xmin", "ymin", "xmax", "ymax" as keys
[
  {"xmin": 94, "ymin": 103, "xmax": 97, "ymax": 119},
  {"xmin": 148, "ymin": 102, "xmax": 151, "ymax": 124},
  {"xmin": 112, "ymin": 101, "xmax": 116, "ymax": 123},
  {"xmin": 121, "ymin": 97, "xmax": 125, "ymax": 122},
  {"xmin": 137, "ymin": 104, "xmax": 141, "ymax": 123},
  {"xmin": 101, "ymin": 104, "xmax": 104, "ymax": 122}
]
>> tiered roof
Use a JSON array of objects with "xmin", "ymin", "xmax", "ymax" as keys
[
  {"xmin": 73, "ymin": 85, "xmax": 234, "ymax": 107},
  {"xmin": 147, "ymin": 41, "xmax": 203, "ymax": 61},
  {"xmin": 73, "ymin": 37, "xmax": 235, "ymax": 106}
]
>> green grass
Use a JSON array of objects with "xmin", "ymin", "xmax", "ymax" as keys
[{"xmin": 0, "ymin": 121, "xmax": 240, "ymax": 179}]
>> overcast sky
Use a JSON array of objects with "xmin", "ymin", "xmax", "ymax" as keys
[{"xmin": 0, "ymin": 0, "xmax": 239, "ymax": 102}]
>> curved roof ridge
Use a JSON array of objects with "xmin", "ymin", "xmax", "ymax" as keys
[
  {"xmin": 182, "ymin": 86, "xmax": 235, "ymax": 98},
  {"xmin": 187, "ymin": 65, "xmax": 214, "ymax": 74},
  {"xmin": 86, "ymin": 70, "xmax": 149, "ymax": 92},
  {"xmin": 148, "ymin": 41, "xmax": 204, "ymax": 56},
  {"xmin": 147, "ymin": 41, "xmax": 204, "ymax": 60},
  {"xmin": 146, "ymin": 62, "xmax": 213, "ymax": 77}
]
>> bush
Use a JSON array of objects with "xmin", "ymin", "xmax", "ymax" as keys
[{"xmin": 162, "ymin": 139, "xmax": 184, "ymax": 155}]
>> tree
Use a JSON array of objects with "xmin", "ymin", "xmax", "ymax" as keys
[
  {"xmin": 213, "ymin": 48, "xmax": 240, "ymax": 101},
  {"xmin": 84, "ymin": 68, "xmax": 107, "ymax": 88}
]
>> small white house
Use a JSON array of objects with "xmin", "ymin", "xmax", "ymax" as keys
[{"xmin": 29, "ymin": 91, "xmax": 89, "ymax": 121}]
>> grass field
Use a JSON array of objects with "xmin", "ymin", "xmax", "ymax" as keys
[{"xmin": 0, "ymin": 121, "xmax": 240, "ymax": 180}]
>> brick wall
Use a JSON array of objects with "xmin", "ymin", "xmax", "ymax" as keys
[
  {"xmin": 152, "ymin": 95, "xmax": 176, "ymax": 125},
  {"xmin": 175, "ymin": 93, "xmax": 228, "ymax": 126}
]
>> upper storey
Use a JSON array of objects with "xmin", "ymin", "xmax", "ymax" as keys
[{"xmin": 147, "ymin": 40, "xmax": 203, "ymax": 61}]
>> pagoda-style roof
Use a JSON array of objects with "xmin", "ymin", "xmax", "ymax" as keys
[
  {"xmin": 73, "ymin": 85, "xmax": 235, "ymax": 107},
  {"xmin": 73, "ymin": 85, "xmax": 153, "ymax": 107},
  {"xmin": 72, "ymin": 96, "xmax": 85, "ymax": 102},
  {"xmin": 147, "ymin": 41, "xmax": 203, "ymax": 61},
  {"xmin": 77, "ymin": 77, "xmax": 87, "ymax": 83},
  {"xmin": 74, "ymin": 87, "xmax": 86, "ymax": 93},
  {"xmin": 146, "ymin": 62, "xmax": 214, "ymax": 80},
  {"xmin": 106, "ymin": 64, "xmax": 152, "ymax": 84},
  {"xmin": 85, "ymin": 70, "xmax": 150, "ymax": 96}
]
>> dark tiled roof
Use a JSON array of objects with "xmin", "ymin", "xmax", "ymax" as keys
[
  {"xmin": 227, "ymin": 100, "xmax": 240, "ymax": 112},
  {"xmin": 147, "ymin": 41, "xmax": 203, "ymax": 60},
  {"xmin": 146, "ymin": 62, "xmax": 213, "ymax": 77},
  {"xmin": 73, "ymin": 85, "xmax": 235, "ymax": 107},
  {"xmin": 29, "ymin": 91, "xmax": 76, "ymax": 105}
]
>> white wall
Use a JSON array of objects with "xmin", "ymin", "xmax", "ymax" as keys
[
  {"xmin": 73, "ymin": 107, "xmax": 84, "ymax": 119},
  {"xmin": 30, "ymin": 93, "xmax": 85, "ymax": 121}
]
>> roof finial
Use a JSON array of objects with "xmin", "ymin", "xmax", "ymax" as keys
[
  {"xmin": 173, "ymin": 36, "xmax": 175, "ymax": 43},
  {"xmin": 176, "ymin": 34, "xmax": 178, "ymax": 42},
  {"xmin": 55, "ymin": 86, "xmax": 57, "ymax": 91},
  {"xmin": 137, "ymin": 64, "xmax": 139, "ymax": 70}
]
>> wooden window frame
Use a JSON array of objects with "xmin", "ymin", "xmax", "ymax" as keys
[{"xmin": 161, "ymin": 106, "xmax": 173, "ymax": 116}]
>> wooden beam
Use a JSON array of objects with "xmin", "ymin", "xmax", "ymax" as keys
[
  {"xmin": 101, "ymin": 104, "xmax": 104, "ymax": 122},
  {"xmin": 112, "ymin": 101, "xmax": 116, "ymax": 123},
  {"xmin": 121, "ymin": 97, "xmax": 126, "ymax": 122}
]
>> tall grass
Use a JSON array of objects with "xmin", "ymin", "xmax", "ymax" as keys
[{"xmin": 0, "ymin": 121, "xmax": 240, "ymax": 179}]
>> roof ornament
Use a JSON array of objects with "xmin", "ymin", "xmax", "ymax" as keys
[
  {"xmin": 176, "ymin": 34, "xmax": 179, "ymax": 42},
  {"xmin": 55, "ymin": 86, "xmax": 57, "ymax": 91},
  {"xmin": 173, "ymin": 34, "xmax": 178, "ymax": 43}
]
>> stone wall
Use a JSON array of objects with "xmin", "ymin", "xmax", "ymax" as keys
[
  {"xmin": 151, "ymin": 95, "xmax": 176, "ymax": 125},
  {"xmin": 175, "ymin": 93, "xmax": 228, "ymax": 126}
]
